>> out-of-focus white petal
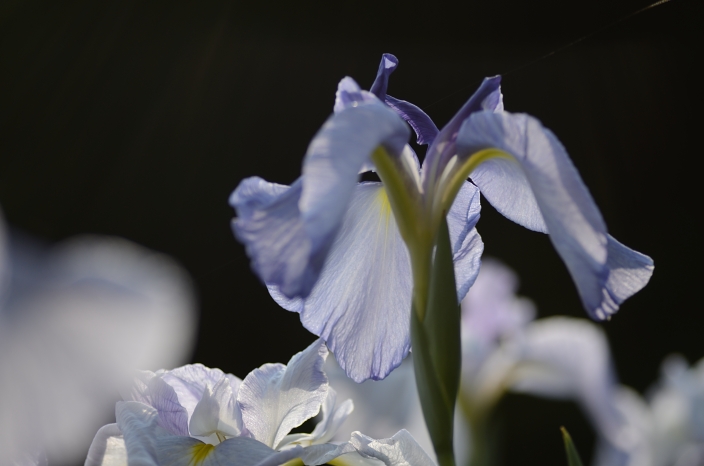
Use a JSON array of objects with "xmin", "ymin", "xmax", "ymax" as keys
[
  {"xmin": 593, "ymin": 387, "xmax": 655, "ymax": 466},
  {"xmin": 85, "ymin": 424, "xmax": 126, "ymax": 466},
  {"xmin": 350, "ymin": 430, "xmax": 436, "ymax": 466},
  {"xmin": 0, "ymin": 235, "xmax": 196, "ymax": 464},
  {"xmin": 268, "ymin": 183, "xmax": 413, "ymax": 383},
  {"xmin": 238, "ymin": 339, "xmax": 329, "ymax": 448},
  {"xmin": 510, "ymin": 318, "xmax": 622, "ymax": 441},
  {"xmin": 460, "ymin": 259, "xmax": 535, "ymax": 369}
]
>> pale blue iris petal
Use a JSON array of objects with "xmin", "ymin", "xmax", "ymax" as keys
[
  {"xmin": 447, "ymin": 181, "xmax": 484, "ymax": 301},
  {"xmin": 468, "ymin": 157, "xmax": 547, "ymax": 232},
  {"xmin": 457, "ymin": 111, "xmax": 643, "ymax": 320},
  {"xmin": 334, "ymin": 77, "xmax": 378, "ymax": 114},
  {"xmin": 300, "ymin": 99, "xmax": 410, "ymax": 260},
  {"xmin": 231, "ymin": 177, "xmax": 322, "ymax": 298},
  {"xmin": 510, "ymin": 318, "xmax": 623, "ymax": 442},
  {"xmin": 238, "ymin": 339, "xmax": 329, "ymax": 449},
  {"xmin": 269, "ymin": 183, "xmax": 413, "ymax": 383},
  {"xmin": 350, "ymin": 429, "xmax": 436, "ymax": 466},
  {"xmin": 599, "ymin": 235, "xmax": 654, "ymax": 318}
]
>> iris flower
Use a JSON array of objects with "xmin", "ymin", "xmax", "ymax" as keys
[
  {"xmin": 86, "ymin": 339, "xmax": 436, "ymax": 466},
  {"xmin": 230, "ymin": 54, "xmax": 653, "ymax": 383},
  {"xmin": 0, "ymin": 207, "xmax": 196, "ymax": 465}
]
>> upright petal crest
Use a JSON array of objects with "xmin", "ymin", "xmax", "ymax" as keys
[{"xmin": 238, "ymin": 339, "xmax": 329, "ymax": 448}]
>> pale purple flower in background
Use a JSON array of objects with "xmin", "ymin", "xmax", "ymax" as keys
[
  {"xmin": 595, "ymin": 355, "xmax": 704, "ymax": 466},
  {"xmin": 230, "ymin": 53, "xmax": 653, "ymax": 384},
  {"xmin": 86, "ymin": 339, "xmax": 436, "ymax": 466},
  {"xmin": 0, "ymin": 208, "xmax": 196, "ymax": 466}
]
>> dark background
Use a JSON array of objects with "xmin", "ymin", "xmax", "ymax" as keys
[{"xmin": 1, "ymin": 0, "xmax": 701, "ymax": 464}]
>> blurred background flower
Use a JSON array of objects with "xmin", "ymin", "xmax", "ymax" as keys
[{"xmin": 0, "ymin": 210, "xmax": 197, "ymax": 465}]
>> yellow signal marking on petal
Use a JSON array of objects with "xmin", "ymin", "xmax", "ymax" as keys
[
  {"xmin": 375, "ymin": 186, "xmax": 392, "ymax": 220},
  {"xmin": 190, "ymin": 443, "xmax": 215, "ymax": 465}
]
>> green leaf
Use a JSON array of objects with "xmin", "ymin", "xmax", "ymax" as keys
[
  {"xmin": 561, "ymin": 427, "xmax": 585, "ymax": 466},
  {"xmin": 411, "ymin": 216, "xmax": 461, "ymax": 466}
]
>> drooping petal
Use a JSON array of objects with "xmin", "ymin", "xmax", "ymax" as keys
[
  {"xmin": 466, "ymin": 156, "xmax": 546, "ymax": 232},
  {"xmin": 0, "ymin": 236, "xmax": 196, "ymax": 463},
  {"xmin": 368, "ymin": 53, "xmax": 439, "ymax": 145},
  {"xmin": 299, "ymin": 94, "xmax": 410, "ymax": 280},
  {"xmin": 510, "ymin": 318, "xmax": 623, "ymax": 442},
  {"xmin": 421, "ymin": 76, "xmax": 502, "ymax": 191},
  {"xmin": 601, "ymin": 235, "xmax": 655, "ymax": 317},
  {"xmin": 231, "ymin": 97, "xmax": 409, "ymax": 300},
  {"xmin": 456, "ymin": 111, "xmax": 653, "ymax": 320},
  {"xmin": 85, "ymin": 424, "xmax": 127, "ymax": 466},
  {"xmin": 238, "ymin": 339, "xmax": 329, "ymax": 449},
  {"xmin": 350, "ymin": 430, "xmax": 437, "ymax": 466},
  {"xmin": 446, "ymin": 181, "xmax": 484, "ymax": 301},
  {"xmin": 268, "ymin": 183, "xmax": 413, "ymax": 383},
  {"xmin": 231, "ymin": 177, "xmax": 320, "ymax": 298}
]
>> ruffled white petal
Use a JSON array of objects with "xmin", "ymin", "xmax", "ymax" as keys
[
  {"xmin": 238, "ymin": 339, "xmax": 329, "ymax": 448},
  {"xmin": 350, "ymin": 430, "xmax": 436, "ymax": 466},
  {"xmin": 160, "ymin": 364, "xmax": 240, "ymax": 423},
  {"xmin": 269, "ymin": 183, "xmax": 413, "ymax": 383},
  {"xmin": 189, "ymin": 376, "xmax": 243, "ymax": 440},
  {"xmin": 113, "ymin": 401, "xmax": 303, "ymax": 466}
]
